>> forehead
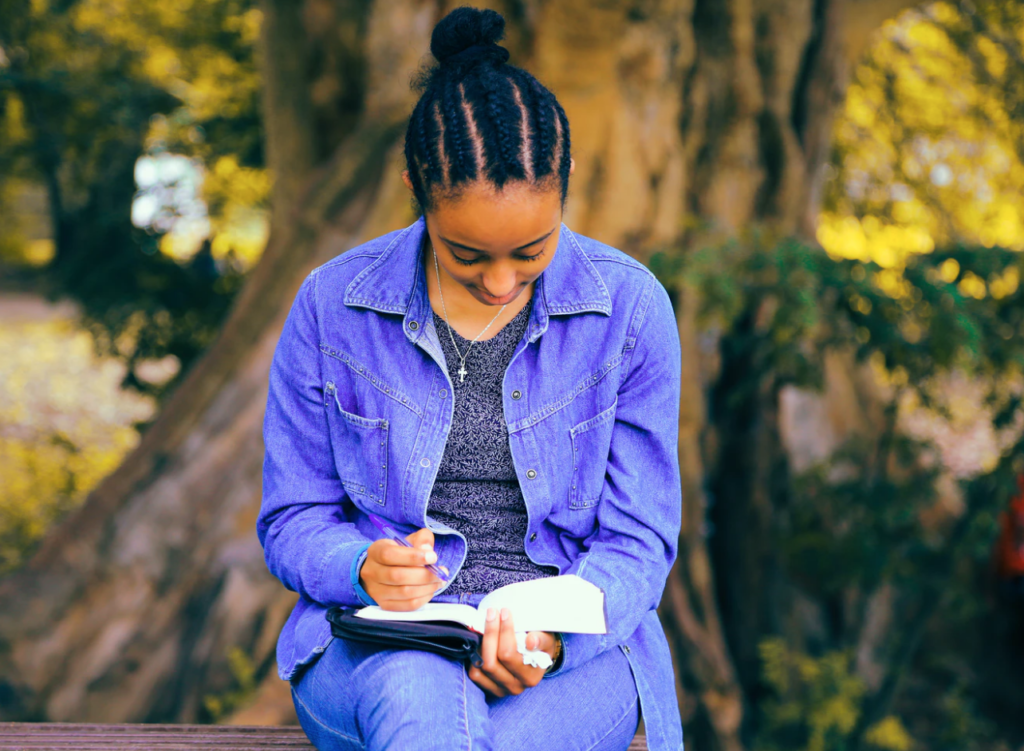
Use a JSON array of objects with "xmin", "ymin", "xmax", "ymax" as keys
[{"xmin": 429, "ymin": 179, "xmax": 562, "ymax": 250}]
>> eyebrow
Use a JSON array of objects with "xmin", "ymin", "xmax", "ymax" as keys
[{"xmin": 440, "ymin": 228, "xmax": 556, "ymax": 255}]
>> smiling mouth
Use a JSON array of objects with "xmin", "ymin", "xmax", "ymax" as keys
[
  {"xmin": 479, "ymin": 282, "xmax": 528, "ymax": 303},
  {"xmin": 479, "ymin": 286, "xmax": 522, "ymax": 303}
]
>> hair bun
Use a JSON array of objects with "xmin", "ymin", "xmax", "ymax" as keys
[{"xmin": 431, "ymin": 7, "xmax": 508, "ymax": 68}]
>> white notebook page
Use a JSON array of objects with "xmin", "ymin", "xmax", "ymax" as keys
[{"xmin": 352, "ymin": 574, "xmax": 606, "ymax": 634}]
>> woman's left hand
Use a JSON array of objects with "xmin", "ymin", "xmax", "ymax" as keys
[{"xmin": 467, "ymin": 607, "xmax": 558, "ymax": 697}]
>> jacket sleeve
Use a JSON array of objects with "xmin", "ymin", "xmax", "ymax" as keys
[
  {"xmin": 257, "ymin": 271, "xmax": 376, "ymax": 608},
  {"xmin": 545, "ymin": 274, "xmax": 682, "ymax": 676}
]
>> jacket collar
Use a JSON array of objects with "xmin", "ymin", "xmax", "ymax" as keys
[{"xmin": 343, "ymin": 216, "xmax": 611, "ymax": 344}]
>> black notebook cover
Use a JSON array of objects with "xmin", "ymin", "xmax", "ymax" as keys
[{"xmin": 326, "ymin": 606, "xmax": 484, "ymax": 667}]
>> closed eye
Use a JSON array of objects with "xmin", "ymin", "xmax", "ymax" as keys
[{"xmin": 450, "ymin": 247, "xmax": 547, "ymax": 266}]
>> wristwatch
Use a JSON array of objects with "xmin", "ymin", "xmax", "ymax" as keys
[{"xmin": 545, "ymin": 633, "xmax": 564, "ymax": 673}]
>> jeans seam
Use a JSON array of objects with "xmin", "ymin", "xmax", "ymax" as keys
[
  {"xmin": 461, "ymin": 658, "xmax": 472, "ymax": 751},
  {"xmin": 292, "ymin": 684, "xmax": 366, "ymax": 747},
  {"xmin": 583, "ymin": 694, "xmax": 639, "ymax": 751}
]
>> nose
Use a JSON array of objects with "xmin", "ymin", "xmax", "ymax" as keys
[{"xmin": 481, "ymin": 267, "xmax": 519, "ymax": 298}]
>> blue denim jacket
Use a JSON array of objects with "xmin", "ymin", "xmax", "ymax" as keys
[{"xmin": 258, "ymin": 216, "xmax": 684, "ymax": 750}]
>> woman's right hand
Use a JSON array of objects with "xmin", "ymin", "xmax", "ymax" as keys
[{"xmin": 358, "ymin": 527, "xmax": 448, "ymax": 611}]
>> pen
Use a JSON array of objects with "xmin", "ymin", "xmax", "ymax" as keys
[{"xmin": 368, "ymin": 513, "xmax": 450, "ymax": 582}]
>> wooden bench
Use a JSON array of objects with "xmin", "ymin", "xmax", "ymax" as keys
[{"xmin": 0, "ymin": 723, "xmax": 648, "ymax": 749}]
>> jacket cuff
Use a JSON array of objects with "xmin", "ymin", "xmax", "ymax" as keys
[
  {"xmin": 543, "ymin": 631, "xmax": 604, "ymax": 676},
  {"xmin": 350, "ymin": 542, "xmax": 377, "ymax": 606},
  {"xmin": 316, "ymin": 540, "xmax": 375, "ymax": 606}
]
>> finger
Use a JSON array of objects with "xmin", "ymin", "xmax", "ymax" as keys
[
  {"xmin": 374, "ymin": 540, "xmax": 439, "ymax": 569},
  {"xmin": 479, "ymin": 607, "xmax": 500, "ymax": 672},
  {"xmin": 525, "ymin": 630, "xmax": 554, "ymax": 655},
  {"xmin": 371, "ymin": 581, "xmax": 441, "ymax": 600},
  {"xmin": 494, "ymin": 609, "xmax": 532, "ymax": 685},
  {"xmin": 467, "ymin": 665, "xmax": 506, "ymax": 698},
  {"xmin": 485, "ymin": 608, "xmax": 526, "ymax": 693},
  {"xmin": 374, "ymin": 590, "xmax": 436, "ymax": 611},
  {"xmin": 522, "ymin": 631, "xmax": 555, "ymax": 685},
  {"xmin": 480, "ymin": 606, "xmax": 522, "ymax": 694},
  {"xmin": 405, "ymin": 526, "xmax": 435, "ymax": 550},
  {"xmin": 369, "ymin": 559, "xmax": 443, "ymax": 586}
]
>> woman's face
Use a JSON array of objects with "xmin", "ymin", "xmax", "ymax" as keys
[{"xmin": 405, "ymin": 168, "xmax": 572, "ymax": 308}]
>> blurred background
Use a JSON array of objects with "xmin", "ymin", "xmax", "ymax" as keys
[{"xmin": 1, "ymin": 0, "xmax": 1023, "ymax": 749}]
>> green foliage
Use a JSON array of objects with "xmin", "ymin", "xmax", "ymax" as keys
[
  {"xmin": 786, "ymin": 432, "xmax": 942, "ymax": 597},
  {"xmin": 0, "ymin": 0, "xmax": 264, "ymax": 397},
  {"xmin": 653, "ymin": 228, "xmax": 1024, "ymax": 747},
  {"xmin": 653, "ymin": 233, "xmax": 1024, "ymax": 391},
  {"xmin": 201, "ymin": 645, "xmax": 258, "ymax": 723},
  {"xmin": 756, "ymin": 640, "xmax": 996, "ymax": 751},
  {"xmin": 755, "ymin": 637, "xmax": 916, "ymax": 751},
  {"xmin": 933, "ymin": 682, "xmax": 997, "ymax": 751},
  {"xmin": 756, "ymin": 638, "xmax": 865, "ymax": 751},
  {"xmin": 821, "ymin": 0, "xmax": 1024, "ymax": 265}
]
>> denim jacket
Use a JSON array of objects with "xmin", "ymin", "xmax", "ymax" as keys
[{"xmin": 258, "ymin": 216, "xmax": 684, "ymax": 751}]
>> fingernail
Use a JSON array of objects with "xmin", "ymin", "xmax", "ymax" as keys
[
  {"xmin": 486, "ymin": 607, "xmax": 496, "ymax": 621},
  {"xmin": 418, "ymin": 543, "xmax": 432, "ymax": 550},
  {"xmin": 528, "ymin": 634, "xmax": 536, "ymax": 649},
  {"xmin": 424, "ymin": 550, "xmax": 437, "ymax": 564},
  {"xmin": 500, "ymin": 608, "xmax": 509, "ymax": 621}
]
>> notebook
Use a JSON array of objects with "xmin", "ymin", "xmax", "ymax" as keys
[{"xmin": 353, "ymin": 574, "xmax": 608, "ymax": 634}]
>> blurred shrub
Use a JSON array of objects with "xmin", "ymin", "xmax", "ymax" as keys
[
  {"xmin": 755, "ymin": 636, "xmax": 868, "ymax": 751},
  {"xmin": 0, "ymin": 317, "xmax": 153, "ymax": 575},
  {"xmin": 652, "ymin": 229, "xmax": 1023, "ymax": 747},
  {"xmin": 201, "ymin": 645, "xmax": 258, "ymax": 723}
]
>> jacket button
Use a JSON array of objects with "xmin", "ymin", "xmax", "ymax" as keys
[
  {"xmin": 529, "ymin": 532, "xmax": 537, "ymax": 542},
  {"xmin": 511, "ymin": 389, "xmax": 522, "ymax": 400},
  {"xmin": 409, "ymin": 320, "xmax": 419, "ymax": 331},
  {"xmin": 526, "ymin": 469, "xmax": 537, "ymax": 479},
  {"xmin": 623, "ymin": 645, "xmax": 631, "ymax": 654},
  {"xmin": 420, "ymin": 457, "xmax": 431, "ymax": 467},
  {"xmin": 440, "ymin": 389, "xmax": 448, "ymax": 398}
]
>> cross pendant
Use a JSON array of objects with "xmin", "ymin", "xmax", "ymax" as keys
[{"xmin": 458, "ymin": 365, "xmax": 467, "ymax": 382}]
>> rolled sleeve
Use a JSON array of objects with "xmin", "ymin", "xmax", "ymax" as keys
[
  {"xmin": 546, "ymin": 274, "xmax": 682, "ymax": 675},
  {"xmin": 257, "ymin": 272, "xmax": 374, "ymax": 608}
]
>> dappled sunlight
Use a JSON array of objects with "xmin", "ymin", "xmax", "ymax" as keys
[
  {"xmin": 0, "ymin": 304, "xmax": 155, "ymax": 574},
  {"xmin": 819, "ymin": 1, "xmax": 1024, "ymax": 269}
]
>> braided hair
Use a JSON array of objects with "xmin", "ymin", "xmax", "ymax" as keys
[{"xmin": 405, "ymin": 6, "xmax": 572, "ymax": 212}]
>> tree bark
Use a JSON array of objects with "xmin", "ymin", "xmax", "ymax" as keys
[{"xmin": 0, "ymin": 0, "xmax": 924, "ymax": 744}]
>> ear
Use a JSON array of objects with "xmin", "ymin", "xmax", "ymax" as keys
[
  {"xmin": 568, "ymin": 158, "xmax": 575, "ymax": 176},
  {"xmin": 401, "ymin": 169, "xmax": 414, "ymax": 192}
]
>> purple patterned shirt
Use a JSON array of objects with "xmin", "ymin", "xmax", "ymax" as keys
[{"xmin": 428, "ymin": 296, "xmax": 559, "ymax": 594}]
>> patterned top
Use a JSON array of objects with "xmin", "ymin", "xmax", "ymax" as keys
[{"xmin": 428, "ymin": 295, "xmax": 559, "ymax": 594}]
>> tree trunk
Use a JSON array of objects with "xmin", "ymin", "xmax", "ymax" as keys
[{"xmin": 0, "ymin": 0, "xmax": 922, "ymax": 745}]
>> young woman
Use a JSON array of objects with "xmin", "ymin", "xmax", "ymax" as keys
[{"xmin": 258, "ymin": 7, "xmax": 683, "ymax": 751}]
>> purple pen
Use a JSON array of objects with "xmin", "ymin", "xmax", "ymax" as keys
[{"xmin": 368, "ymin": 513, "xmax": 449, "ymax": 582}]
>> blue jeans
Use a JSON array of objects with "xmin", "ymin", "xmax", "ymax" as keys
[{"xmin": 290, "ymin": 592, "xmax": 641, "ymax": 750}]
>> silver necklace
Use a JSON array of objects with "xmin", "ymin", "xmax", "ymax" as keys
[{"xmin": 431, "ymin": 243, "xmax": 508, "ymax": 383}]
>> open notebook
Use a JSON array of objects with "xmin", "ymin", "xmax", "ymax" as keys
[{"xmin": 354, "ymin": 574, "xmax": 608, "ymax": 634}]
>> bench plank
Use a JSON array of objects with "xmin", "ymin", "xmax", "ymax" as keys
[
  {"xmin": 0, "ymin": 724, "xmax": 313, "ymax": 749},
  {"xmin": 0, "ymin": 723, "xmax": 647, "ymax": 750}
]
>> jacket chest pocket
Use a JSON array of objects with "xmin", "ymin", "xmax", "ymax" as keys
[
  {"xmin": 568, "ymin": 396, "xmax": 618, "ymax": 513},
  {"xmin": 325, "ymin": 381, "xmax": 389, "ymax": 507}
]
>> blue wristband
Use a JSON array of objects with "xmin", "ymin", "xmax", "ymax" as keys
[{"xmin": 350, "ymin": 542, "xmax": 377, "ymax": 606}]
